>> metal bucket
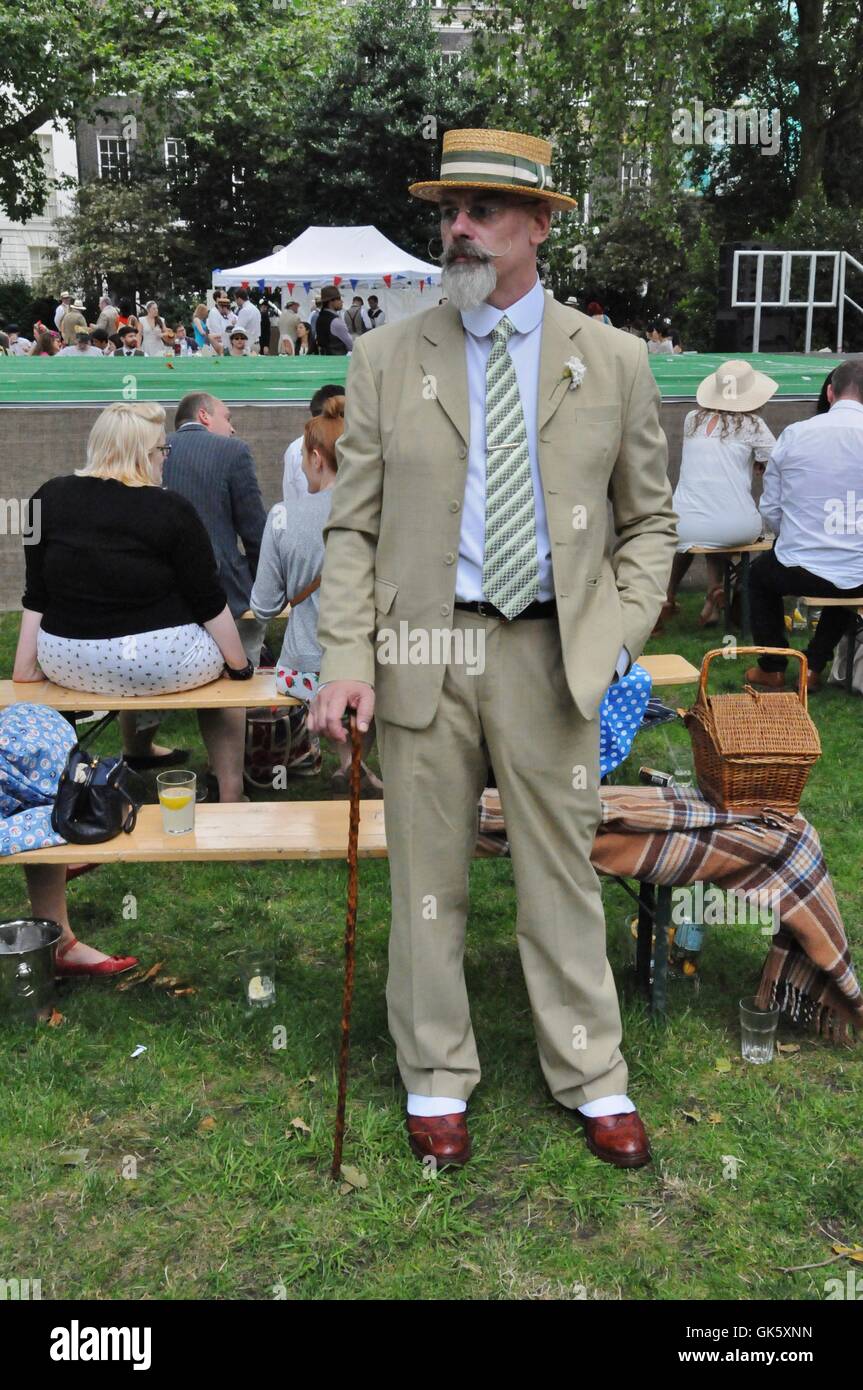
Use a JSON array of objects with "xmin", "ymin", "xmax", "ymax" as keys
[{"xmin": 0, "ymin": 919, "xmax": 63, "ymax": 1023}]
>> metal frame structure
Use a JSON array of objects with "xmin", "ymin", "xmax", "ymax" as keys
[{"xmin": 732, "ymin": 248, "xmax": 863, "ymax": 352}]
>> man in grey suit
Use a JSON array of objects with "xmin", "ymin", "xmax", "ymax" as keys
[
  {"xmin": 163, "ymin": 392, "xmax": 267, "ymax": 658},
  {"xmin": 120, "ymin": 392, "xmax": 267, "ymax": 788}
]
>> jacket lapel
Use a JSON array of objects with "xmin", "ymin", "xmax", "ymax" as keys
[
  {"xmin": 538, "ymin": 296, "xmax": 584, "ymax": 433},
  {"xmin": 420, "ymin": 306, "xmax": 470, "ymax": 448}
]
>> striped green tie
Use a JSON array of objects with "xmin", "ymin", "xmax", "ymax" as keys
[{"xmin": 482, "ymin": 315, "xmax": 539, "ymax": 618}]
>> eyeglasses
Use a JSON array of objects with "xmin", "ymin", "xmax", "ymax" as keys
[
  {"xmin": 151, "ymin": 444, "xmax": 172, "ymax": 458},
  {"xmin": 440, "ymin": 199, "xmax": 519, "ymax": 224}
]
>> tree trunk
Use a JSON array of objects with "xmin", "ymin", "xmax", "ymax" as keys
[{"xmin": 793, "ymin": 0, "xmax": 828, "ymax": 200}]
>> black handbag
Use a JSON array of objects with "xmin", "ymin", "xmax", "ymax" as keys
[{"xmin": 51, "ymin": 713, "xmax": 145, "ymax": 845}]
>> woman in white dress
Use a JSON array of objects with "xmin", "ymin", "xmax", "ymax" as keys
[
  {"xmin": 140, "ymin": 301, "xmax": 168, "ymax": 356},
  {"xmin": 658, "ymin": 359, "xmax": 778, "ymax": 629}
]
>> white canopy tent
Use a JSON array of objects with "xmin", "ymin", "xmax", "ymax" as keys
[{"xmin": 212, "ymin": 225, "xmax": 442, "ymax": 325}]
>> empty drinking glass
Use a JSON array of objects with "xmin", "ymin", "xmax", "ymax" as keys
[{"xmin": 739, "ymin": 995, "xmax": 780, "ymax": 1064}]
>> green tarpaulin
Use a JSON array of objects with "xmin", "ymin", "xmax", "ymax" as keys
[{"xmin": 0, "ymin": 352, "xmax": 842, "ymax": 406}]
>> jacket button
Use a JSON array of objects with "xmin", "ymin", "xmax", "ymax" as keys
[
  {"xmin": 444, "ymin": 553, "xmax": 455, "ymax": 565},
  {"xmin": 449, "ymin": 500, "xmax": 460, "ymax": 512},
  {"xmin": 440, "ymin": 604, "xmax": 450, "ymax": 616},
  {"xmin": 458, "ymin": 445, "xmax": 467, "ymax": 458}
]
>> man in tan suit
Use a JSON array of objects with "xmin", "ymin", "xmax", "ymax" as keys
[{"xmin": 310, "ymin": 129, "xmax": 677, "ymax": 1170}]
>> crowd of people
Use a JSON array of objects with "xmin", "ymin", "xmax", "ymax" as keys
[
  {"xmin": 0, "ymin": 284, "xmax": 394, "ymax": 360},
  {"xmin": 656, "ymin": 355, "xmax": 863, "ymax": 694}
]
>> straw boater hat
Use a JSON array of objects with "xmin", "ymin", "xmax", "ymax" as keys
[
  {"xmin": 696, "ymin": 359, "xmax": 778, "ymax": 413},
  {"xmin": 409, "ymin": 128, "xmax": 577, "ymax": 214}
]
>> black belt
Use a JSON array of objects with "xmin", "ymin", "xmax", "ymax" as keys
[{"xmin": 453, "ymin": 599, "xmax": 557, "ymax": 621}]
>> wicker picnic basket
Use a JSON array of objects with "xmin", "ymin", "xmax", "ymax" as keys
[{"xmin": 682, "ymin": 647, "xmax": 821, "ymax": 814}]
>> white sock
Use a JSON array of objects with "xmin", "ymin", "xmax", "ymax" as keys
[
  {"xmin": 577, "ymin": 1093, "xmax": 636, "ymax": 1118},
  {"xmin": 407, "ymin": 1093, "xmax": 467, "ymax": 1117}
]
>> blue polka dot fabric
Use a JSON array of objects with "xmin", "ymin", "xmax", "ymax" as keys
[
  {"xmin": 0, "ymin": 703, "xmax": 76, "ymax": 855},
  {"xmin": 599, "ymin": 662, "xmax": 652, "ymax": 779}
]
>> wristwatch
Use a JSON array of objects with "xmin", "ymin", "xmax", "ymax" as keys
[{"xmin": 224, "ymin": 658, "xmax": 255, "ymax": 681}]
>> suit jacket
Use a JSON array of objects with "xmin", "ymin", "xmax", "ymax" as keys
[
  {"xmin": 163, "ymin": 424, "xmax": 267, "ymax": 617},
  {"xmin": 318, "ymin": 297, "xmax": 678, "ymax": 727}
]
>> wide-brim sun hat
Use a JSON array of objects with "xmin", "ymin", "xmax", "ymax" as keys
[
  {"xmin": 696, "ymin": 358, "xmax": 778, "ymax": 413},
  {"xmin": 409, "ymin": 128, "xmax": 577, "ymax": 214}
]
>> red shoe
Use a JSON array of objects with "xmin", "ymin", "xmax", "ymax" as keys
[
  {"xmin": 407, "ymin": 1112, "xmax": 471, "ymax": 1168},
  {"xmin": 55, "ymin": 937, "xmax": 138, "ymax": 978}
]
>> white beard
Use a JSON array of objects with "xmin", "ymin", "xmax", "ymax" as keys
[{"xmin": 440, "ymin": 256, "xmax": 498, "ymax": 311}]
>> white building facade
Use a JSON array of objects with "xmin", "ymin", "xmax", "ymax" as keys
[{"xmin": 0, "ymin": 122, "xmax": 78, "ymax": 286}]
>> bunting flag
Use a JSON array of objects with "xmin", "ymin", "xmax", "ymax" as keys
[
  {"xmin": 257, "ymin": 279, "xmax": 265, "ymax": 290},
  {"xmin": 287, "ymin": 282, "xmax": 295, "ymax": 295},
  {"xmin": 303, "ymin": 281, "xmax": 312, "ymax": 293},
  {"xmin": 333, "ymin": 275, "xmax": 342, "ymax": 287},
  {"xmin": 419, "ymin": 279, "xmax": 425, "ymax": 291},
  {"xmin": 350, "ymin": 278, "xmax": 358, "ymax": 291},
  {"xmin": 241, "ymin": 280, "xmax": 249, "ymax": 288},
  {"xmin": 383, "ymin": 274, "xmax": 392, "ymax": 288}
]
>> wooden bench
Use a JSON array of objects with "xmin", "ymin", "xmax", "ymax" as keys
[
  {"xmin": 0, "ymin": 654, "xmax": 698, "ymax": 713},
  {"xmin": 0, "ymin": 798, "xmax": 672, "ymax": 1015},
  {"xmin": 688, "ymin": 537, "xmax": 775, "ymax": 637},
  {"xmin": 801, "ymin": 597, "xmax": 863, "ymax": 694},
  {"xmin": 0, "ymin": 674, "xmax": 302, "ymax": 712}
]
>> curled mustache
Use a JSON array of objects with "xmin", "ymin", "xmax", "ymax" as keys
[{"xmin": 432, "ymin": 237, "xmax": 512, "ymax": 266}]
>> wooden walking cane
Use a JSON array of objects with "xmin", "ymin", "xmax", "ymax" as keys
[{"xmin": 330, "ymin": 712, "xmax": 364, "ymax": 1181}]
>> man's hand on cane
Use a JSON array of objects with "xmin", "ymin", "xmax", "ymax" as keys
[{"xmin": 308, "ymin": 681, "xmax": 375, "ymax": 742}]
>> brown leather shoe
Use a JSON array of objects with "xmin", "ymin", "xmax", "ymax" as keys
[
  {"xmin": 577, "ymin": 1109, "xmax": 652, "ymax": 1168},
  {"xmin": 806, "ymin": 669, "xmax": 822, "ymax": 693},
  {"xmin": 407, "ymin": 1112, "xmax": 471, "ymax": 1168},
  {"xmin": 744, "ymin": 665, "xmax": 785, "ymax": 690}
]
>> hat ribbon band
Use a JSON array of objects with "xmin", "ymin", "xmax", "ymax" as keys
[{"xmin": 439, "ymin": 151, "xmax": 554, "ymax": 191}]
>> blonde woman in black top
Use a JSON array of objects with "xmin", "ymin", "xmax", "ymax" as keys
[{"xmin": 13, "ymin": 402, "xmax": 252, "ymax": 802}]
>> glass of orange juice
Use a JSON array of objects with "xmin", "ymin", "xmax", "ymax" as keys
[{"xmin": 156, "ymin": 770, "xmax": 196, "ymax": 834}]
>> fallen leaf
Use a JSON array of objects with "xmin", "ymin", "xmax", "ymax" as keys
[
  {"xmin": 152, "ymin": 976, "xmax": 184, "ymax": 990},
  {"xmin": 115, "ymin": 969, "xmax": 146, "ymax": 991},
  {"xmin": 340, "ymin": 1164, "xmax": 368, "ymax": 1190},
  {"xmin": 288, "ymin": 1116, "xmax": 311, "ymax": 1135},
  {"xmin": 339, "ymin": 1181, "xmax": 353, "ymax": 1195},
  {"xmin": 46, "ymin": 1008, "xmax": 64, "ymax": 1027},
  {"xmin": 170, "ymin": 986, "xmax": 197, "ymax": 997},
  {"xmin": 777, "ymin": 1043, "xmax": 800, "ymax": 1055},
  {"xmin": 681, "ymin": 1108, "xmax": 702, "ymax": 1124},
  {"xmin": 297, "ymin": 1075, "xmax": 318, "ymax": 1086},
  {"xmin": 832, "ymin": 1243, "xmax": 863, "ymax": 1262},
  {"xmin": 57, "ymin": 1149, "xmax": 89, "ymax": 1166},
  {"xmin": 118, "ymin": 961, "xmax": 164, "ymax": 991},
  {"xmin": 707, "ymin": 1112, "xmax": 723, "ymax": 1124},
  {"xmin": 197, "ymin": 1116, "xmax": 216, "ymax": 1134},
  {"xmin": 459, "ymin": 1260, "xmax": 482, "ymax": 1275},
  {"xmin": 715, "ymin": 1058, "xmax": 732, "ymax": 1073}
]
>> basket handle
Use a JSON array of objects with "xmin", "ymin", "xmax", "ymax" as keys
[{"xmin": 698, "ymin": 647, "xmax": 809, "ymax": 712}]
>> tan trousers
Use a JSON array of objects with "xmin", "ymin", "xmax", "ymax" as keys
[{"xmin": 376, "ymin": 609, "xmax": 628, "ymax": 1110}]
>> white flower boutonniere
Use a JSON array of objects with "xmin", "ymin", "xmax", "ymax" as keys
[{"xmin": 562, "ymin": 356, "xmax": 586, "ymax": 390}]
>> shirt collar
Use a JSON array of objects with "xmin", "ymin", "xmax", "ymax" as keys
[
  {"xmin": 460, "ymin": 275, "xmax": 546, "ymax": 340},
  {"xmin": 828, "ymin": 399, "xmax": 863, "ymax": 416},
  {"xmin": 177, "ymin": 421, "xmax": 206, "ymax": 431}
]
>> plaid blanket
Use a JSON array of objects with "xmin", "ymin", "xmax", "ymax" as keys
[{"xmin": 477, "ymin": 785, "xmax": 862, "ymax": 1042}]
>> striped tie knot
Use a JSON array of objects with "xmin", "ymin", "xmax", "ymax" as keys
[{"xmin": 491, "ymin": 315, "xmax": 516, "ymax": 347}]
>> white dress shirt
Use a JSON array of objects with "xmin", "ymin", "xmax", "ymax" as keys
[
  {"xmin": 458, "ymin": 277, "xmax": 629, "ymax": 679},
  {"xmin": 759, "ymin": 398, "xmax": 863, "ymax": 588},
  {"xmin": 206, "ymin": 307, "xmax": 231, "ymax": 352},
  {"xmin": 282, "ymin": 435, "xmax": 306, "ymax": 503},
  {"xmin": 234, "ymin": 299, "xmax": 262, "ymax": 346}
]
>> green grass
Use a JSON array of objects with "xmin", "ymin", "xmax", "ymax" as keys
[{"xmin": 0, "ymin": 605, "xmax": 860, "ymax": 1301}]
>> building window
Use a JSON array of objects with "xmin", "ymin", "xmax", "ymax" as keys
[
  {"xmin": 37, "ymin": 134, "xmax": 58, "ymax": 219},
  {"xmin": 620, "ymin": 153, "xmax": 651, "ymax": 192},
  {"xmin": 98, "ymin": 136, "xmax": 131, "ymax": 182},
  {"xmin": 29, "ymin": 246, "xmax": 55, "ymax": 282},
  {"xmin": 164, "ymin": 137, "xmax": 188, "ymax": 170}
]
